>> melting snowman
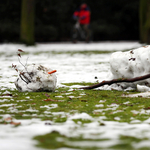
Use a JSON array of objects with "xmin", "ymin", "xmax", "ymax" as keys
[
  {"xmin": 15, "ymin": 64, "xmax": 57, "ymax": 92},
  {"xmin": 109, "ymin": 45, "xmax": 150, "ymax": 91},
  {"xmin": 13, "ymin": 50, "xmax": 57, "ymax": 92}
]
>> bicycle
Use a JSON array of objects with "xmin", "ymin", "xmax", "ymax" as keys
[{"xmin": 71, "ymin": 21, "xmax": 91, "ymax": 43}]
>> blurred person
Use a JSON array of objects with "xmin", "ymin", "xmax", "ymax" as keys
[{"xmin": 73, "ymin": 3, "xmax": 91, "ymax": 42}]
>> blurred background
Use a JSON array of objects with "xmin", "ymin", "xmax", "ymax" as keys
[{"xmin": 0, "ymin": 0, "xmax": 145, "ymax": 45}]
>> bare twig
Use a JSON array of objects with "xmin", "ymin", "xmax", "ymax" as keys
[
  {"xmin": 19, "ymin": 72, "xmax": 31, "ymax": 84},
  {"xmin": 80, "ymin": 73, "xmax": 150, "ymax": 90},
  {"xmin": 16, "ymin": 50, "xmax": 33, "ymax": 82},
  {"xmin": 25, "ymin": 56, "xmax": 29, "ymax": 68},
  {"xmin": 19, "ymin": 74, "xmax": 28, "ymax": 84}
]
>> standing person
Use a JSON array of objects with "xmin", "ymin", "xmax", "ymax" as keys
[{"xmin": 73, "ymin": 3, "xmax": 91, "ymax": 42}]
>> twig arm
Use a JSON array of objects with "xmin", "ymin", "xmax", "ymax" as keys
[{"xmin": 80, "ymin": 73, "xmax": 150, "ymax": 90}]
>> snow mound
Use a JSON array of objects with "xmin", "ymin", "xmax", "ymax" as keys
[
  {"xmin": 15, "ymin": 64, "xmax": 57, "ymax": 92},
  {"xmin": 109, "ymin": 45, "xmax": 150, "ymax": 91}
]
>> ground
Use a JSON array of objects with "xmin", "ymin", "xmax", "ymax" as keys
[{"xmin": 1, "ymin": 42, "xmax": 150, "ymax": 150}]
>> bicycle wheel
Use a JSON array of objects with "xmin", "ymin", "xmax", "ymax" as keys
[{"xmin": 71, "ymin": 27, "xmax": 79, "ymax": 43}]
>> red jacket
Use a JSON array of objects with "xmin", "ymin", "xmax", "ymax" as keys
[{"xmin": 73, "ymin": 7, "xmax": 90, "ymax": 25}]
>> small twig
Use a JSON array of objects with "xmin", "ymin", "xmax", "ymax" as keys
[
  {"xmin": 25, "ymin": 56, "xmax": 29, "ymax": 68},
  {"xmin": 19, "ymin": 72, "xmax": 31, "ymax": 84},
  {"xmin": 80, "ymin": 73, "xmax": 150, "ymax": 90},
  {"xmin": 18, "ymin": 56, "xmax": 26, "ymax": 70},
  {"xmin": 17, "ymin": 51, "xmax": 33, "ymax": 81},
  {"xmin": 19, "ymin": 74, "xmax": 28, "ymax": 84}
]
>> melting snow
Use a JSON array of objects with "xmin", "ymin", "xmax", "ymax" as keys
[
  {"xmin": 1, "ymin": 41, "xmax": 150, "ymax": 150},
  {"xmin": 108, "ymin": 45, "xmax": 150, "ymax": 91}
]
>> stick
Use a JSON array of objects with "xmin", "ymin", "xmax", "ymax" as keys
[
  {"xmin": 80, "ymin": 73, "xmax": 150, "ymax": 90},
  {"xmin": 19, "ymin": 72, "xmax": 31, "ymax": 84}
]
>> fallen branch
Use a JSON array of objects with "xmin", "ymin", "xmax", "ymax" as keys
[{"xmin": 80, "ymin": 73, "xmax": 150, "ymax": 90}]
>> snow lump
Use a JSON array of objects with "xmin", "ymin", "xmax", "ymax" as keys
[
  {"xmin": 15, "ymin": 64, "xmax": 57, "ymax": 92},
  {"xmin": 109, "ymin": 45, "xmax": 150, "ymax": 90}
]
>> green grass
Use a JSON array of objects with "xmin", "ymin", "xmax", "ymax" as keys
[
  {"xmin": 1, "ymin": 82, "xmax": 150, "ymax": 149},
  {"xmin": 31, "ymin": 50, "xmax": 114, "ymax": 56},
  {"xmin": 34, "ymin": 130, "xmax": 110, "ymax": 150}
]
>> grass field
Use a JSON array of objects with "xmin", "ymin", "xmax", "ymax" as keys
[
  {"xmin": 1, "ymin": 42, "xmax": 149, "ymax": 150},
  {"xmin": 1, "ymin": 82, "xmax": 150, "ymax": 150}
]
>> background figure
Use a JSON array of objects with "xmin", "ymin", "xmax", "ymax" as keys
[{"xmin": 72, "ymin": 3, "xmax": 91, "ymax": 42}]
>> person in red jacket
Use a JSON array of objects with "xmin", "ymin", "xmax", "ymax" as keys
[{"xmin": 73, "ymin": 3, "xmax": 91, "ymax": 42}]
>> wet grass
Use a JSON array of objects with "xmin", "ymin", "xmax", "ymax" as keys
[
  {"xmin": 19, "ymin": 50, "xmax": 114, "ymax": 56},
  {"xmin": 1, "ymin": 82, "xmax": 150, "ymax": 149},
  {"xmin": 34, "ymin": 130, "xmax": 110, "ymax": 150}
]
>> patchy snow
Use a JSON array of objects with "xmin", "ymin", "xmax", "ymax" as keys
[
  {"xmin": 123, "ymin": 92, "xmax": 150, "ymax": 98},
  {"xmin": 0, "ymin": 41, "xmax": 142, "ymax": 90},
  {"xmin": 2, "ymin": 41, "xmax": 150, "ymax": 150}
]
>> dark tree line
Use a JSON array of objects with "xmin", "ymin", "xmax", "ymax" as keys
[
  {"xmin": 20, "ymin": 0, "xmax": 35, "ymax": 45},
  {"xmin": 139, "ymin": 0, "xmax": 150, "ymax": 44},
  {"xmin": 0, "ymin": 0, "xmax": 140, "ymax": 44}
]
